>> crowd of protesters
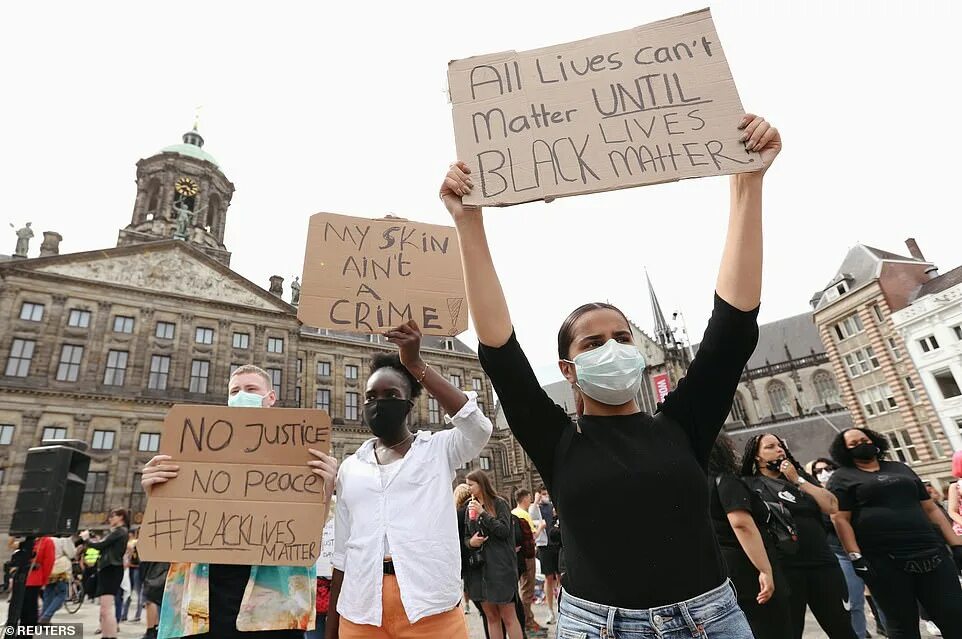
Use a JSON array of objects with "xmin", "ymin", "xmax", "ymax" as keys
[{"xmin": 6, "ymin": 112, "xmax": 962, "ymax": 639}]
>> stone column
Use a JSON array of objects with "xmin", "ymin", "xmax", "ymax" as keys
[
  {"xmin": 334, "ymin": 353, "xmax": 345, "ymax": 421},
  {"xmin": 160, "ymin": 175, "xmax": 176, "ymax": 221},
  {"xmin": 83, "ymin": 301, "xmax": 113, "ymax": 379},
  {"xmin": 129, "ymin": 307, "xmax": 155, "ymax": 388},
  {"xmin": 132, "ymin": 181, "xmax": 148, "ymax": 225},
  {"xmin": 74, "ymin": 414, "xmax": 93, "ymax": 444},
  {"xmin": 114, "ymin": 417, "xmax": 140, "ymax": 505},
  {"xmin": 214, "ymin": 318, "xmax": 232, "ymax": 396},
  {"xmin": 285, "ymin": 328, "xmax": 300, "ymax": 406},
  {"xmin": 254, "ymin": 326, "xmax": 267, "ymax": 366},
  {"xmin": 176, "ymin": 313, "xmax": 195, "ymax": 390},
  {"xmin": 40, "ymin": 294, "xmax": 69, "ymax": 380}
]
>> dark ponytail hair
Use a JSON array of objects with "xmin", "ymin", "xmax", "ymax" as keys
[{"xmin": 557, "ymin": 303, "xmax": 632, "ymax": 359}]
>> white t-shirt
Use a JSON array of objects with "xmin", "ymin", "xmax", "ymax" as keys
[{"xmin": 378, "ymin": 459, "xmax": 403, "ymax": 557}]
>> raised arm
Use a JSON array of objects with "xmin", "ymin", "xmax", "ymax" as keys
[
  {"xmin": 386, "ymin": 320, "xmax": 492, "ymax": 466},
  {"xmin": 716, "ymin": 114, "xmax": 781, "ymax": 312},
  {"xmin": 658, "ymin": 114, "xmax": 778, "ymax": 463},
  {"xmin": 440, "ymin": 161, "xmax": 512, "ymax": 348},
  {"xmin": 386, "ymin": 319, "xmax": 470, "ymax": 415},
  {"xmin": 440, "ymin": 163, "xmax": 571, "ymax": 486}
]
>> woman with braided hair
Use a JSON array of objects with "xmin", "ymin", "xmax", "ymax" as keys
[{"xmin": 741, "ymin": 433, "xmax": 855, "ymax": 639}]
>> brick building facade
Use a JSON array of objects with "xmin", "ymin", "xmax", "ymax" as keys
[{"xmin": 812, "ymin": 242, "xmax": 951, "ymax": 478}]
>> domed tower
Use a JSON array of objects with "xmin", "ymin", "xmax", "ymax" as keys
[{"xmin": 118, "ymin": 124, "xmax": 235, "ymax": 266}]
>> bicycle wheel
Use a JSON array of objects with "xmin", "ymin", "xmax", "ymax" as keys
[{"xmin": 64, "ymin": 581, "xmax": 83, "ymax": 614}]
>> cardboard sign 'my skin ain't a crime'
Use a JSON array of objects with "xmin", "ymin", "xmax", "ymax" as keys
[
  {"xmin": 448, "ymin": 8, "xmax": 762, "ymax": 206},
  {"xmin": 137, "ymin": 405, "xmax": 331, "ymax": 566},
  {"xmin": 297, "ymin": 212, "xmax": 467, "ymax": 336}
]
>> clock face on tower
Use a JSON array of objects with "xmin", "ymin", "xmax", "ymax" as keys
[{"xmin": 174, "ymin": 176, "xmax": 199, "ymax": 197}]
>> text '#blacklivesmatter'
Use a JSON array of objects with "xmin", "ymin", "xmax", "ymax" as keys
[
  {"xmin": 176, "ymin": 508, "xmax": 316, "ymax": 563},
  {"xmin": 449, "ymin": 9, "xmax": 757, "ymax": 205}
]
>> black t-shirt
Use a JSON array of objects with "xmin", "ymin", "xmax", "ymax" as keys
[
  {"xmin": 828, "ymin": 460, "xmax": 940, "ymax": 554},
  {"xmin": 710, "ymin": 473, "xmax": 772, "ymax": 551},
  {"xmin": 205, "ymin": 564, "xmax": 303, "ymax": 639},
  {"xmin": 745, "ymin": 475, "xmax": 835, "ymax": 568},
  {"xmin": 478, "ymin": 293, "xmax": 758, "ymax": 608}
]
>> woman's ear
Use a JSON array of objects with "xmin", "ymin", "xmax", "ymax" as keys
[{"xmin": 558, "ymin": 359, "xmax": 577, "ymax": 385}]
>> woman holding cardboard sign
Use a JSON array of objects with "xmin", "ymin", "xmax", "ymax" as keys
[
  {"xmin": 326, "ymin": 320, "xmax": 493, "ymax": 639},
  {"xmin": 442, "ymin": 113, "xmax": 779, "ymax": 638}
]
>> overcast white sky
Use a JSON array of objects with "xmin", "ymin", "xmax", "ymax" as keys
[{"xmin": 2, "ymin": 0, "xmax": 959, "ymax": 384}]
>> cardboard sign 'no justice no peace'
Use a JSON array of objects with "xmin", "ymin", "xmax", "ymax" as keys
[
  {"xmin": 448, "ymin": 8, "xmax": 765, "ymax": 206},
  {"xmin": 137, "ymin": 405, "xmax": 331, "ymax": 566}
]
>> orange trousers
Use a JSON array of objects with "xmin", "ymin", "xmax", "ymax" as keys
[{"xmin": 339, "ymin": 575, "xmax": 469, "ymax": 639}]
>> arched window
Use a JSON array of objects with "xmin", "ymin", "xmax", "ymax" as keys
[
  {"xmin": 813, "ymin": 370, "xmax": 840, "ymax": 406},
  {"xmin": 731, "ymin": 391, "xmax": 750, "ymax": 424},
  {"xmin": 207, "ymin": 194, "xmax": 222, "ymax": 233},
  {"xmin": 767, "ymin": 380, "xmax": 791, "ymax": 415},
  {"xmin": 144, "ymin": 178, "xmax": 161, "ymax": 220}
]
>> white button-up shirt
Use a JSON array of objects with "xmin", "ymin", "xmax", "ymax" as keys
[{"xmin": 333, "ymin": 392, "xmax": 492, "ymax": 626}]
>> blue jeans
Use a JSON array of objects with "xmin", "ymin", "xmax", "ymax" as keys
[
  {"xmin": 123, "ymin": 567, "xmax": 143, "ymax": 620},
  {"xmin": 39, "ymin": 580, "xmax": 68, "ymax": 622},
  {"xmin": 834, "ymin": 551, "xmax": 867, "ymax": 639},
  {"xmin": 557, "ymin": 580, "xmax": 753, "ymax": 638}
]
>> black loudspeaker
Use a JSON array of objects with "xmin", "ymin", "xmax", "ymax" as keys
[{"xmin": 9, "ymin": 440, "xmax": 91, "ymax": 536}]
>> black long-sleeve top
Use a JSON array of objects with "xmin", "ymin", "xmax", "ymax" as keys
[
  {"xmin": 478, "ymin": 293, "xmax": 758, "ymax": 608},
  {"xmin": 86, "ymin": 526, "xmax": 127, "ymax": 568}
]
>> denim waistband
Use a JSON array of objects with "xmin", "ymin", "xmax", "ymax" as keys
[{"xmin": 560, "ymin": 579, "xmax": 738, "ymax": 635}]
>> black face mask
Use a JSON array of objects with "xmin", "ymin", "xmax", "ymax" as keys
[
  {"xmin": 363, "ymin": 398, "xmax": 413, "ymax": 439},
  {"xmin": 851, "ymin": 442, "xmax": 878, "ymax": 461},
  {"xmin": 764, "ymin": 457, "xmax": 786, "ymax": 472}
]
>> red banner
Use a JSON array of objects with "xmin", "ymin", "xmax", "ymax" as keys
[{"xmin": 652, "ymin": 373, "xmax": 671, "ymax": 404}]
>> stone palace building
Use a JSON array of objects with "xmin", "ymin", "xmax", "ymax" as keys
[{"xmin": 0, "ymin": 126, "xmax": 516, "ymax": 538}]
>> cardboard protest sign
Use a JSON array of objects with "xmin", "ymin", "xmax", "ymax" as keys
[
  {"xmin": 297, "ymin": 213, "xmax": 467, "ymax": 336},
  {"xmin": 448, "ymin": 8, "xmax": 760, "ymax": 206},
  {"xmin": 137, "ymin": 405, "xmax": 331, "ymax": 566}
]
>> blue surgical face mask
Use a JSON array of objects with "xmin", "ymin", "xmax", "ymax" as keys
[
  {"xmin": 563, "ymin": 339, "xmax": 646, "ymax": 406},
  {"xmin": 227, "ymin": 390, "xmax": 268, "ymax": 408}
]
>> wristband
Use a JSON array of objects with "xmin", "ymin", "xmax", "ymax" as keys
[{"xmin": 796, "ymin": 477, "xmax": 808, "ymax": 486}]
